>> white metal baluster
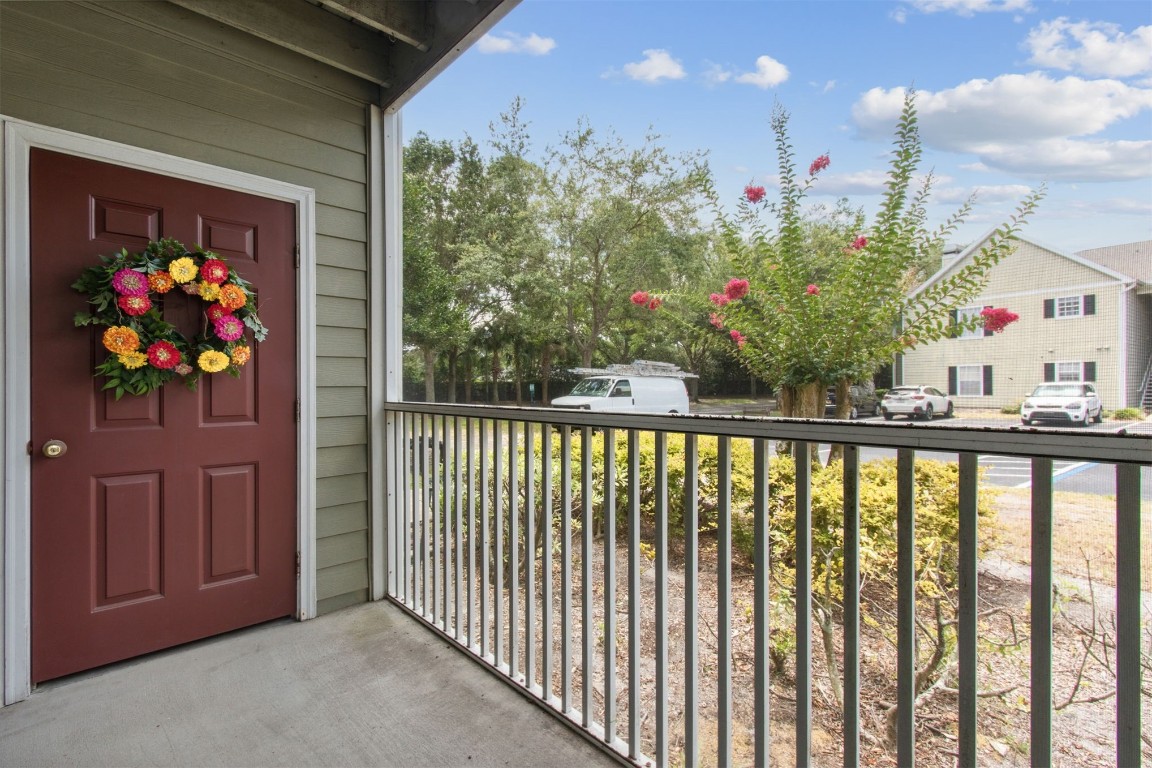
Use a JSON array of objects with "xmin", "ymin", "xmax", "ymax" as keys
[
  {"xmin": 494, "ymin": 421, "xmax": 505, "ymax": 670},
  {"xmin": 655, "ymin": 430, "xmax": 669, "ymax": 767},
  {"xmin": 480, "ymin": 418, "xmax": 491, "ymax": 660},
  {"xmin": 627, "ymin": 429, "xmax": 641, "ymax": 761},
  {"xmin": 542, "ymin": 424, "xmax": 554, "ymax": 703},
  {"xmin": 525, "ymin": 421, "xmax": 537, "ymax": 690},
  {"xmin": 431, "ymin": 415, "xmax": 441, "ymax": 626},
  {"xmin": 454, "ymin": 417, "xmax": 464, "ymax": 641},
  {"xmin": 683, "ymin": 433, "xmax": 699, "ymax": 768},
  {"xmin": 467, "ymin": 417, "xmax": 476, "ymax": 649},
  {"xmin": 509, "ymin": 420, "xmax": 520, "ymax": 682},
  {"xmin": 561, "ymin": 426, "xmax": 574, "ymax": 715},
  {"xmin": 581, "ymin": 425, "xmax": 594, "ymax": 727},
  {"xmin": 603, "ymin": 427, "xmax": 617, "ymax": 743},
  {"xmin": 421, "ymin": 414, "xmax": 431, "ymax": 616}
]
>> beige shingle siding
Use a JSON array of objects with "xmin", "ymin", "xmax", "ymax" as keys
[
  {"xmin": 1, "ymin": 1, "xmax": 373, "ymax": 612},
  {"xmin": 902, "ymin": 239, "xmax": 1127, "ymax": 409}
]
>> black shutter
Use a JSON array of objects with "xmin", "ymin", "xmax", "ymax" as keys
[
  {"xmin": 983, "ymin": 305, "xmax": 994, "ymax": 337},
  {"xmin": 983, "ymin": 365, "xmax": 993, "ymax": 396},
  {"xmin": 947, "ymin": 366, "xmax": 957, "ymax": 396},
  {"xmin": 1083, "ymin": 361, "xmax": 1096, "ymax": 382},
  {"xmin": 1043, "ymin": 299, "xmax": 1054, "ymax": 319},
  {"xmin": 1083, "ymin": 294, "xmax": 1095, "ymax": 315},
  {"xmin": 1044, "ymin": 363, "xmax": 1056, "ymax": 382},
  {"xmin": 949, "ymin": 309, "xmax": 959, "ymax": 338}
]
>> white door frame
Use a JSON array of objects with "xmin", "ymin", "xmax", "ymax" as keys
[{"xmin": 1, "ymin": 118, "xmax": 318, "ymax": 705}]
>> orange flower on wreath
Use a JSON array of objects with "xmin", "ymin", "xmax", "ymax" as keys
[
  {"xmin": 230, "ymin": 345, "xmax": 251, "ymax": 367},
  {"xmin": 148, "ymin": 271, "xmax": 176, "ymax": 293},
  {"xmin": 102, "ymin": 326, "xmax": 140, "ymax": 354},
  {"xmin": 217, "ymin": 284, "xmax": 247, "ymax": 311}
]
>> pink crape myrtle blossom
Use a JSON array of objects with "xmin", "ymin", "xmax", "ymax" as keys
[
  {"xmin": 744, "ymin": 185, "xmax": 766, "ymax": 204},
  {"xmin": 630, "ymin": 291, "xmax": 650, "ymax": 306},
  {"xmin": 709, "ymin": 292, "xmax": 730, "ymax": 307},
  {"xmin": 647, "ymin": 297, "xmax": 662, "ymax": 310},
  {"xmin": 729, "ymin": 330, "xmax": 746, "ymax": 348},
  {"xmin": 806, "ymin": 284, "xmax": 820, "ymax": 296},
  {"xmin": 709, "ymin": 312, "xmax": 725, "ymax": 329},
  {"xmin": 980, "ymin": 307, "xmax": 1019, "ymax": 333},
  {"xmin": 850, "ymin": 236, "xmax": 868, "ymax": 250},
  {"xmin": 808, "ymin": 154, "xmax": 830, "ymax": 176},
  {"xmin": 724, "ymin": 278, "xmax": 750, "ymax": 301}
]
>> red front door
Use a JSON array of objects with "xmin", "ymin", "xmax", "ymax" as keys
[{"xmin": 29, "ymin": 149, "xmax": 298, "ymax": 683}]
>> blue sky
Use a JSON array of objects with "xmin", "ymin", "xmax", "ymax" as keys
[{"xmin": 404, "ymin": 0, "xmax": 1152, "ymax": 252}]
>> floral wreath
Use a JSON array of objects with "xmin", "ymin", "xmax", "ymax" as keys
[{"xmin": 73, "ymin": 238, "xmax": 268, "ymax": 398}]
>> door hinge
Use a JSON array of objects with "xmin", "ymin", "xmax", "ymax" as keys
[
  {"xmin": 294, "ymin": 244, "xmax": 300, "ymax": 269},
  {"xmin": 294, "ymin": 398, "xmax": 301, "ymax": 423},
  {"xmin": 295, "ymin": 551, "xmax": 301, "ymax": 577}
]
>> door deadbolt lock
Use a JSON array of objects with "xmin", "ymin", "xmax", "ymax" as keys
[{"xmin": 42, "ymin": 440, "xmax": 67, "ymax": 458}]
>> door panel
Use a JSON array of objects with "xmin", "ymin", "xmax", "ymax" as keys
[{"xmin": 30, "ymin": 149, "xmax": 298, "ymax": 682}]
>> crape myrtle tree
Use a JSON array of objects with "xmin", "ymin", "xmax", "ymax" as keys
[
  {"xmin": 543, "ymin": 120, "xmax": 712, "ymax": 368},
  {"xmin": 646, "ymin": 92, "xmax": 1042, "ymax": 436}
]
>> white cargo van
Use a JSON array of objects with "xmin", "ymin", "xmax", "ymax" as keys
[{"xmin": 551, "ymin": 375, "xmax": 689, "ymax": 415}]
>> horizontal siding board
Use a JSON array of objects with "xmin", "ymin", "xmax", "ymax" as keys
[
  {"xmin": 317, "ymin": 265, "xmax": 368, "ymax": 301},
  {"xmin": 317, "ymin": 203, "xmax": 367, "ymax": 242},
  {"xmin": 317, "ymin": 444, "xmax": 370, "ymax": 477},
  {"xmin": 318, "ymin": 387, "xmax": 369, "ymax": 418},
  {"xmin": 317, "ymin": 473, "xmax": 368, "ymax": 507},
  {"xmin": 317, "ymin": 359, "xmax": 367, "ymax": 387},
  {"xmin": 317, "ymin": 560, "xmax": 369, "ymax": 602},
  {"xmin": 316, "ymin": 501, "xmax": 369, "ymax": 539},
  {"xmin": 318, "ymin": 588, "xmax": 369, "ymax": 616},
  {"xmin": 318, "ymin": 530, "xmax": 369, "ymax": 569},
  {"xmin": 319, "ymin": 416, "xmax": 369, "ymax": 448},
  {"xmin": 317, "ymin": 327, "xmax": 367, "ymax": 358},
  {"xmin": 1, "ymin": 4, "xmax": 368, "ymax": 149},
  {"xmin": 317, "ymin": 296, "xmax": 367, "ymax": 329},
  {"xmin": 316, "ymin": 235, "xmax": 368, "ymax": 271}
]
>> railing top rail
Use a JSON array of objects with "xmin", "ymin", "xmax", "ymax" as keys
[{"xmin": 384, "ymin": 401, "xmax": 1152, "ymax": 465}]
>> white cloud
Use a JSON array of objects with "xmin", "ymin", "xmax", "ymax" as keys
[
  {"xmin": 735, "ymin": 55, "xmax": 790, "ymax": 89},
  {"xmin": 900, "ymin": 0, "xmax": 1033, "ymax": 17},
  {"xmin": 851, "ymin": 75, "xmax": 1152, "ymax": 180},
  {"xmin": 810, "ymin": 170, "xmax": 892, "ymax": 196},
  {"xmin": 476, "ymin": 32, "xmax": 556, "ymax": 56},
  {"xmin": 1026, "ymin": 19, "xmax": 1152, "ymax": 79},
  {"xmin": 1064, "ymin": 196, "xmax": 1152, "ymax": 217},
  {"xmin": 703, "ymin": 62, "xmax": 733, "ymax": 87},
  {"xmin": 933, "ymin": 183, "xmax": 1034, "ymax": 205},
  {"xmin": 620, "ymin": 49, "xmax": 686, "ymax": 83}
]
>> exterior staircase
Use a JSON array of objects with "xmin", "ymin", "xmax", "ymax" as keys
[{"xmin": 1142, "ymin": 357, "xmax": 1152, "ymax": 413}]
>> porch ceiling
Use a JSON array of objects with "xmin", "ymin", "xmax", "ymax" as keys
[{"xmin": 168, "ymin": 0, "xmax": 518, "ymax": 107}]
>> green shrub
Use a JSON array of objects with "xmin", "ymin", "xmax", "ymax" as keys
[
  {"xmin": 1000, "ymin": 401, "xmax": 1022, "ymax": 414},
  {"xmin": 1112, "ymin": 407, "xmax": 1143, "ymax": 421}
]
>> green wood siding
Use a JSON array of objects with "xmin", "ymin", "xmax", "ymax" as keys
[{"xmin": 1, "ymin": 1, "xmax": 376, "ymax": 613}]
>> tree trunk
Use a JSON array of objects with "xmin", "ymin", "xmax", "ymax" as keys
[
  {"xmin": 776, "ymin": 381, "xmax": 824, "ymax": 462},
  {"xmin": 464, "ymin": 355, "xmax": 473, "ymax": 403},
  {"xmin": 422, "ymin": 347, "xmax": 437, "ymax": 402},
  {"xmin": 446, "ymin": 347, "xmax": 459, "ymax": 403},
  {"xmin": 513, "ymin": 341, "xmax": 523, "ymax": 405},
  {"xmin": 541, "ymin": 344, "xmax": 552, "ymax": 404},
  {"xmin": 828, "ymin": 377, "xmax": 852, "ymax": 464}
]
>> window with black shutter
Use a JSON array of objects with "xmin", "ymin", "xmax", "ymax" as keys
[
  {"xmin": 983, "ymin": 305, "xmax": 994, "ymax": 337},
  {"xmin": 948, "ymin": 366, "xmax": 957, "ymax": 395},
  {"xmin": 949, "ymin": 309, "xmax": 959, "ymax": 338},
  {"xmin": 1083, "ymin": 361, "xmax": 1096, "ymax": 381},
  {"xmin": 1044, "ymin": 362, "xmax": 1056, "ymax": 382},
  {"xmin": 1043, "ymin": 298, "xmax": 1055, "ymax": 319},
  {"xmin": 1083, "ymin": 294, "xmax": 1095, "ymax": 315},
  {"xmin": 983, "ymin": 365, "xmax": 993, "ymax": 396}
]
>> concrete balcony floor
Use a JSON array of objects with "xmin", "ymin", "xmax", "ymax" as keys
[{"xmin": 0, "ymin": 601, "xmax": 620, "ymax": 767}]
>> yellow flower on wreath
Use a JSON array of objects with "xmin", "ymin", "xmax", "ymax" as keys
[
  {"xmin": 198, "ymin": 281, "xmax": 221, "ymax": 301},
  {"xmin": 117, "ymin": 351, "xmax": 148, "ymax": 369},
  {"xmin": 197, "ymin": 349, "xmax": 230, "ymax": 373},
  {"xmin": 102, "ymin": 325, "xmax": 140, "ymax": 354},
  {"xmin": 169, "ymin": 256, "xmax": 198, "ymax": 284}
]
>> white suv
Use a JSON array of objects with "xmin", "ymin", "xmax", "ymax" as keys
[{"xmin": 1020, "ymin": 382, "xmax": 1103, "ymax": 426}]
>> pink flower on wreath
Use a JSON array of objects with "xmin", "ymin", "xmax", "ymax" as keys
[
  {"xmin": 849, "ymin": 236, "xmax": 868, "ymax": 251},
  {"xmin": 709, "ymin": 292, "xmax": 730, "ymax": 307},
  {"xmin": 647, "ymin": 297, "xmax": 662, "ymax": 310},
  {"xmin": 806, "ymin": 284, "xmax": 820, "ymax": 296},
  {"xmin": 213, "ymin": 314, "xmax": 245, "ymax": 342},
  {"xmin": 808, "ymin": 154, "xmax": 830, "ymax": 176},
  {"xmin": 744, "ymin": 185, "xmax": 766, "ymax": 204},
  {"xmin": 174, "ymin": 363, "xmax": 194, "ymax": 376},
  {"xmin": 730, "ymin": 329, "xmax": 746, "ymax": 348},
  {"xmin": 112, "ymin": 269, "xmax": 149, "ymax": 296},
  {"xmin": 631, "ymin": 290, "xmax": 650, "ymax": 306},
  {"xmin": 725, "ymin": 278, "xmax": 750, "ymax": 301},
  {"xmin": 709, "ymin": 312, "xmax": 725, "ymax": 330},
  {"xmin": 117, "ymin": 294, "xmax": 152, "ymax": 316},
  {"xmin": 980, "ymin": 306, "xmax": 1019, "ymax": 333}
]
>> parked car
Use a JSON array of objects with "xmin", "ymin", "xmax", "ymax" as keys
[
  {"xmin": 824, "ymin": 385, "xmax": 880, "ymax": 419},
  {"xmin": 881, "ymin": 385, "xmax": 954, "ymax": 420},
  {"xmin": 1020, "ymin": 382, "xmax": 1102, "ymax": 426},
  {"xmin": 551, "ymin": 375, "xmax": 690, "ymax": 415}
]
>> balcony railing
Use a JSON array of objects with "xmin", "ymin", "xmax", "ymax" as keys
[{"xmin": 382, "ymin": 402, "xmax": 1149, "ymax": 767}]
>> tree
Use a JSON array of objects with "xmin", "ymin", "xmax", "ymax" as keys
[
  {"xmin": 543, "ymin": 122, "xmax": 712, "ymax": 368},
  {"xmin": 682, "ymin": 92, "xmax": 1044, "ymax": 427}
]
